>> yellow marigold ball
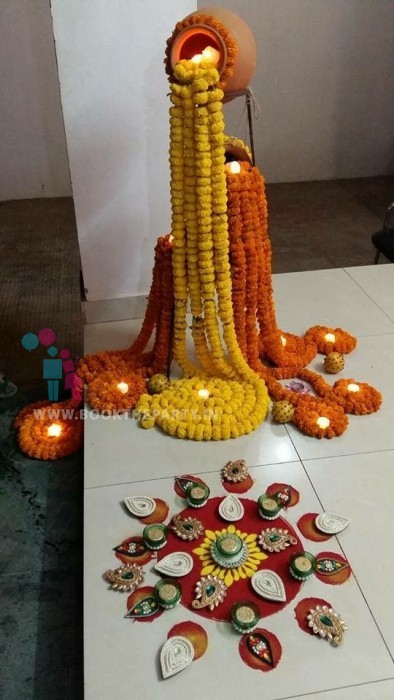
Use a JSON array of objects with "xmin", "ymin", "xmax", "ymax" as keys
[
  {"xmin": 140, "ymin": 413, "xmax": 155, "ymax": 430},
  {"xmin": 272, "ymin": 400, "xmax": 295, "ymax": 424},
  {"xmin": 324, "ymin": 352, "xmax": 345, "ymax": 374},
  {"xmin": 148, "ymin": 374, "xmax": 169, "ymax": 395}
]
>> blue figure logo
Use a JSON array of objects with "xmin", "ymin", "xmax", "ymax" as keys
[{"xmin": 43, "ymin": 346, "xmax": 63, "ymax": 401}]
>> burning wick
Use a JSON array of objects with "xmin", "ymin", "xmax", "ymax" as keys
[
  {"xmin": 324, "ymin": 333, "xmax": 336, "ymax": 343},
  {"xmin": 198, "ymin": 389, "xmax": 210, "ymax": 400},
  {"xmin": 47, "ymin": 423, "xmax": 62, "ymax": 438},
  {"xmin": 191, "ymin": 46, "xmax": 220, "ymax": 66},
  {"xmin": 202, "ymin": 46, "xmax": 220, "ymax": 65},
  {"xmin": 347, "ymin": 383, "xmax": 360, "ymax": 393},
  {"xmin": 280, "ymin": 335, "xmax": 287, "ymax": 347},
  {"xmin": 316, "ymin": 416, "xmax": 330, "ymax": 429},
  {"xmin": 117, "ymin": 382, "xmax": 129, "ymax": 395},
  {"xmin": 169, "ymin": 234, "xmax": 174, "ymax": 243},
  {"xmin": 226, "ymin": 161, "xmax": 241, "ymax": 174}
]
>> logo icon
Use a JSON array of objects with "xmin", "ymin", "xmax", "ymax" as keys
[{"xmin": 21, "ymin": 328, "xmax": 82, "ymax": 402}]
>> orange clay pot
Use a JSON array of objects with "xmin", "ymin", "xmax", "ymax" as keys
[{"xmin": 169, "ymin": 6, "xmax": 256, "ymax": 99}]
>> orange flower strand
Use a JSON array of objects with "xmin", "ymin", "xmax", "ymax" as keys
[
  {"xmin": 292, "ymin": 398, "xmax": 348, "ymax": 439},
  {"xmin": 15, "ymin": 400, "xmax": 83, "ymax": 460},
  {"xmin": 331, "ymin": 378, "xmax": 382, "ymax": 415},
  {"xmin": 87, "ymin": 371, "xmax": 147, "ymax": 414},
  {"xmin": 305, "ymin": 325, "xmax": 357, "ymax": 355},
  {"xmin": 78, "ymin": 235, "xmax": 173, "ymax": 384}
]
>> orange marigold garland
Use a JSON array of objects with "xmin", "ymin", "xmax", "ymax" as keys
[
  {"xmin": 292, "ymin": 398, "xmax": 348, "ymax": 439},
  {"xmin": 331, "ymin": 378, "xmax": 382, "ymax": 415},
  {"xmin": 305, "ymin": 326, "xmax": 357, "ymax": 356},
  {"xmin": 15, "ymin": 399, "xmax": 83, "ymax": 460},
  {"xmin": 87, "ymin": 371, "xmax": 147, "ymax": 415},
  {"xmin": 78, "ymin": 234, "xmax": 174, "ymax": 386}
]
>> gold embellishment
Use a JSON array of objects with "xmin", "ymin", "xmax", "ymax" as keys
[
  {"xmin": 307, "ymin": 605, "xmax": 348, "ymax": 646},
  {"xmin": 171, "ymin": 514, "xmax": 204, "ymax": 540},
  {"xmin": 258, "ymin": 528, "xmax": 297, "ymax": 553},
  {"xmin": 104, "ymin": 564, "xmax": 144, "ymax": 592},
  {"xmin": 192, "ymin": 575, "xmax": 227, "ymax": 610},
  {"xmin": 222, "ymin": 459, "xmax": 249, "ymax": 482}
]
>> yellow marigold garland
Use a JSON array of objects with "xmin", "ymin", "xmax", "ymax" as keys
[
  {"xmin": 137, "ymin": 377, "xmax": 269, "ymax": 441},
  {"xmin": 137, "ymin": 58, "xmax": 269, "ymax": 439}
]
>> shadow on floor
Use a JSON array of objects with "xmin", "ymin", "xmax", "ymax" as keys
[{"xmin": 0, "ymin": 389, "xmax": 83, "ymax": 699}]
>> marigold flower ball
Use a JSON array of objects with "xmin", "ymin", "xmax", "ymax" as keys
[
  {"xmin": 272, "ymin": 400, "xmax": 295, "ymax": 424},
  {"xmin": 324, "ymin": 352, "xmax": 345, "ymax": 374},
  {"xmin": 148, "ymin": 374, "xmax": 169, "ymax": 394},
  {"xmin": 140, "ymin": 413, "xmax": 155, "ymax": 430}
]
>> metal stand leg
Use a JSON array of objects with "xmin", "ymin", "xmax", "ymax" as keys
[{"xmin": 246, "ymin": 89, "xmax": 256, "ymax": 166}]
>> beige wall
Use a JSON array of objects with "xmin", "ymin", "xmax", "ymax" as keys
[
  {"xmin": 202, "ymin": 0, "xmax": 394, "ymax": 182},
  {"xmin": 0, "ymin": 0, "xmax": 71, "ymax": 200}
]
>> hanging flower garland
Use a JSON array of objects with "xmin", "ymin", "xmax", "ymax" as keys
[
  {"xmin": 78, "ymin": 234, "xmax": 174, "ymax": 388},
  {"xmin": 135, "ymin": 58, "xmax": 270, "ymax": 440}
]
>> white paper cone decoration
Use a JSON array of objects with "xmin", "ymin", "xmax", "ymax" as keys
[
  {"xmin": 160, "ymin": 636, "xmax": 194, "ymax": 679},
  {"xmin": 315, "ymin": 513, "xmax": 351, "ymax": 535},
  {"xmin": 123, "ymin": 496, "xmax": 156, "ymax": 518},
  {"xmin": 218, "ymin": 494, "xmax": 244, "ymax": 521},
  {"xmin": 251, "ymin": 569, "xmax": 286, "ymax": 603},
  {"xmin": 154, "ymin": 552, "xmax": 194, "ymax": 577}
]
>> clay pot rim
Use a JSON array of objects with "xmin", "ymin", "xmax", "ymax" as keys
[{"xmin": 170, "ymin": 24, "xmax": 228, "ymax": 79}]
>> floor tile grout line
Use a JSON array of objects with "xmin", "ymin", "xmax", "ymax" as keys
[
  {"xmin": 84, "ymin": 443, "xmax": 394, "ymax": 490},
  {"xmin": 343, "ymin": 267, "xmax": 394, "ymax": 325},
  {"xmin": 280, "ymin": 445, "xmax": 394, "ymax": 463},
  {"xmin": 274, "ymin": 676, "xmax": 394, "ymax": 700},
  {"xmin": 286, "ymin": 424, "xmax": 394, "ymax": 665},
  {"xmin": 83, "ymin": 457, "xmax": 304, "ymax": 491}
]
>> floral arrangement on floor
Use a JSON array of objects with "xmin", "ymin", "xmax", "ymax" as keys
[
  {"xmin": 14, "ymin": 398, "xmax": 83, "ymax": 460},
  {"xmin": 14, "ymin": 11, "xmax": 382, "ymax": 458}
]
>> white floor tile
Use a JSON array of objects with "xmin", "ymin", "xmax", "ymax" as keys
[
  {"xmin": 84, "ymin": 463, "xmax": 393, "ymax": 700},
  {"xmin": 286, "ymin": 678, "xmax": 394, "ymax": 700},
  {"xmin": 303, "ymin": 451, "xmax": 394, "ymax": 658},
  {"xmin": 345, "ymin": 265, "xmax": 394, "ymax": 321},
  {"xmin": 85, "ymin": 409, "xmax": 298, "ymax": 488},
  {"xmin": 285, "ymin": 334, "xmax": 394, "ymax": 460},
  {"xmin": 273, "ymin": 268, "xmax": 394, "ymax": 337},
  {"xmin": 345, "ymin": 265, "xmax": 394, "ymax": 324}
]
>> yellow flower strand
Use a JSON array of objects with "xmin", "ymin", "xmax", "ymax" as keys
[{"xmin": 137, "ymin": 58, "xmax": 270, "ymax": 439}]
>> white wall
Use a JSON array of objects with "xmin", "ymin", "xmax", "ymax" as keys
[
  {"xmin": 0, "ymin": 0, "xmax": 71, "ymax": 200},
  {"xmin": 51, "ymin": 0, "xmax": 196, "ymax": 301},
  {"xmin": 203, "ymin": 0, "xmax": 394, "ymax": 182}
]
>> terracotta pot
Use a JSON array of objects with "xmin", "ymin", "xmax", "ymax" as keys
[
  {"xmin": 169, "ymin": 6, "xmax": 256, "ymax": 99},
  {"xmin": 224, "ymin": 136, "xmax": 252, "ymax": 165}
]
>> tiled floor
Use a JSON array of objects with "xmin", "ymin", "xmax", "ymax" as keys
[{"xmin": 84, "ymin": 265, "xmax": 394, "ymax": 699}]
